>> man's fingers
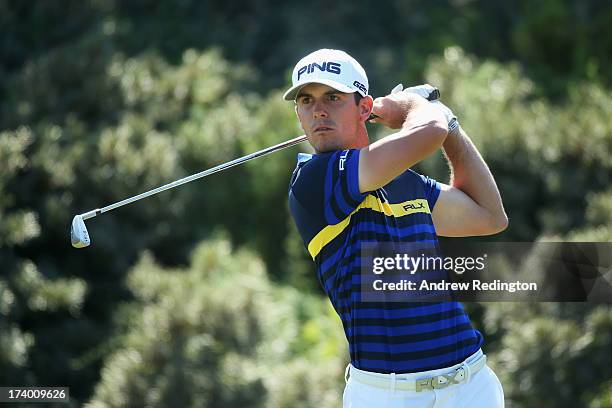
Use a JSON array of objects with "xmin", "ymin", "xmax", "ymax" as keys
[
  {"xmin": 371, "ymin": 96, "xmax": 406, "ymax": 128},
  {"xmin": 369, "ymin": 83, "xmax": 442, "ymax": 128},
  {"xmin": 371, "ymin": 97, "xmax": 384, "ymax": 117},
  {"xmin": 368, "ymin": 85, "xmax": 404, "ymax": 123},
  {"xmin": 370, "ymin": 97, "xmax": 390, "ymax": 124},
  {"xmin": 372, "ymin": 96, "xmax": 385, "ymax": 109}
]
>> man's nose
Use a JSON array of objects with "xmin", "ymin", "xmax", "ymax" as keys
[{"xmin": 313, "ymin": 100, "xmax": 328, "ymax": 118}]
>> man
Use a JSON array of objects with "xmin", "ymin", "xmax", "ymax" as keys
[{"xmin": 285, "ymin": 49, "xmax": 507, "ymax": 407}]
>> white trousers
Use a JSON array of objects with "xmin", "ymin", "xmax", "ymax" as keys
[{"xmin": 343, "ymin": 350, "xmax": 504, "ymax": 408}]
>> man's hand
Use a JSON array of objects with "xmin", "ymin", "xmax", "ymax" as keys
[
  {"xmin": 358, "ymin": 86, "xmax": 448, "ymax": 193},
  {"xmin": 404, "ymin": 84, "xmax": 458, "ymax": 131},
  {"xmin": 371, "ymin": 92, "xmax": 430, "ymax": 129},
  {"xmin": 402, "ymin": 84, "xmax": 439, "ymax": 100},
  {"xmin": 370, "ymin": 84, "xmax": 444, "ymax": 129}
]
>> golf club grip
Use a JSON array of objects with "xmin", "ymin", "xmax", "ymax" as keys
[{"xmin": 81, "ymin": 134, "xmax": 308, "ymax": 219}]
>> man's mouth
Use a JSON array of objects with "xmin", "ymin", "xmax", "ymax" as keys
[{"xmin": 313, "ymin": 125, "xmax": 334, "ymax": 133}]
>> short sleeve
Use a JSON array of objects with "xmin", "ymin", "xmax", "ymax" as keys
[
  {"xmin": 419, "ymin": 174, "xmax": 442, "ymax": 210},
  {"xmin": 290, "ymin": 149, "xmax": 366, "ymax": 225}
]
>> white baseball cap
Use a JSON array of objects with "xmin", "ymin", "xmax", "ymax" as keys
[{"xmin": 283, "ymin": 49, "xmax": 369, "ymax": 101}]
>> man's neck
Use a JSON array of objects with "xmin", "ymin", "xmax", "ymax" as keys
[{"xmin": 351, "ymin": 128, "xmax": 370, "ymax": 149}]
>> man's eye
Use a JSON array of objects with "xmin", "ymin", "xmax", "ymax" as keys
[
  {"xmin": 300, "ymin": 97, "xmax": 311, "ymax": 104},
  {"xmin": 328, "ymin": 95, "xmax": 340, "ymax": 101}
]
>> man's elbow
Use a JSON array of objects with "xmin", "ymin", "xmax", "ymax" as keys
[
  {"xmin": 427, "ymin": 119, "xmax": 448, "ymax": 146},
  {"xmin": 483, "ymin": 213, "xmax": 508, "ymax": 235}
]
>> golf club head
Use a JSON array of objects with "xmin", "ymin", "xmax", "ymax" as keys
[{"xmin": 71, "ymin": 215, "xmax": 90, "ymax": 248}]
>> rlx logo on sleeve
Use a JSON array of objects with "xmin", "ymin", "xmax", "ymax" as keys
[{"xmin": 297, "ymin": 61, "xmax": 342, "ymax": 80}]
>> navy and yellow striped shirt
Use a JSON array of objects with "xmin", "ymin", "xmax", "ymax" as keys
[{"xmin": 288, "ymin": 149, "xmax": 483, "ymax": 374}]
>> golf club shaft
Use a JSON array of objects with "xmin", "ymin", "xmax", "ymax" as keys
[{"xmin": 80, "ymin": 134, "xmax": 308, "ymax": 220}]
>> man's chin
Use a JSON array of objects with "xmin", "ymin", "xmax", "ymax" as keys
[
  {"xmin": 312, "ymin": 139, "xmax": 337, "ymax": 153},
  {"xmin": 307, "ymin": 132, "xmax": 345, "ymax": 153},
  {"xmin": 316, "ymin": 144, "xmax": 345, "ymax": 153}
]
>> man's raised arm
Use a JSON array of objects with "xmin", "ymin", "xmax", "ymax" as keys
[{"xmin": 432, "ymin": 124, "xmax": 508, "ymax": 236}]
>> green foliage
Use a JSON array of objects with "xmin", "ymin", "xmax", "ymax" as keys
[
  {"xmin": 485, "ymin": 304, "xmax": 612, "ymax": 408},
  {"xmin": 13, "ymin": 261, "xmax": 86, "ymax": 314},
  {"xmin": 0, "ymin": 280, "xmax": 34, "ymax": 386},
  {"xmin": 87, "ymin": 238, "xmax": 345, "ymax": 407}
]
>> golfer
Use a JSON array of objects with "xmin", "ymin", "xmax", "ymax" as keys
[{"xmin": 285, "ymin": 49, "xmax": 508, "ymax": 407}]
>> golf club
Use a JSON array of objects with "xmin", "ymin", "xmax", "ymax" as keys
[
  {"xmin": 70, "ymin": 134, "xmax": 308, "ymax": 248},
  {"xmin": 71, "ymin": 83, "xmax": 439, "ymax": 248}
]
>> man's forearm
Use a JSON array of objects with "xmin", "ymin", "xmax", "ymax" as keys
[{"xmin": 442, "ymin": 125, "xmax": 507, "ymax": 225}]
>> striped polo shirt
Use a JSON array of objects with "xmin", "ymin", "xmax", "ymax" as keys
[{"xmin": 288, "ymin": 149, "xmax": 483, "ymax": 374}]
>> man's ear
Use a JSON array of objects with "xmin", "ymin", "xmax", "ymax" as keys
[
  {"xmin": 359, "ymin": 95, "xmax": 374, "ymax": 122},
  {"xmin": 295, "ymin": 104, "xmax": 302, "ymax": 121}
]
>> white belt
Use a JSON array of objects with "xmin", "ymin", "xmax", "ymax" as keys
[{"xmin": 346, "ymin": 353, "xmax": 487, "ymax": 392}]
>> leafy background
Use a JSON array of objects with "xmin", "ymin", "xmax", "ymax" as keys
[{"xmin": 1, "ymin": 1, "xmax": 611, "ymax": 406}]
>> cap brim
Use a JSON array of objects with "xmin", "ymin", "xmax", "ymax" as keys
[{"xmin": 283, "ymin": 79, "xmax": 356, "ymax": 101}]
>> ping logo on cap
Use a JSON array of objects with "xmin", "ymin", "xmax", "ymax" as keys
[{"xmin": 297, "ymin": 61, "xmax": 342, "ymax": 80}]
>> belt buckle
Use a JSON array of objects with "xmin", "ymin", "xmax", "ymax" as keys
[{"xmin": 415, "ymin": 369, "xmax": 463, "ymax": 392}]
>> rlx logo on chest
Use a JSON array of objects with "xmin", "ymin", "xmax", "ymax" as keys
[{"xmin": 403, "ymin": 202, "xmax": 425, "ymax": 211}]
